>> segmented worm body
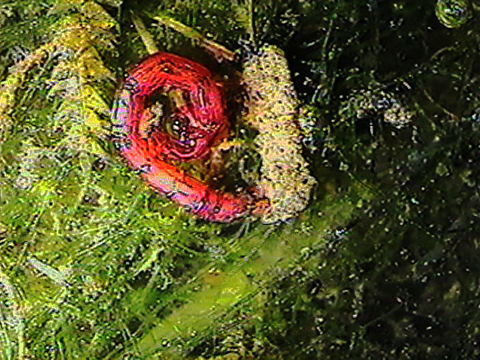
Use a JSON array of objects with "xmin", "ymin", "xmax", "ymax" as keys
[{"xmin": 112, "ymin": 52, "xmax": 254, "ymax": 222}]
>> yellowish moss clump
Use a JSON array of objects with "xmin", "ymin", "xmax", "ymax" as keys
[{"xmin": 242, "ymin": 45, "xmax": 317, "ymax": 224}]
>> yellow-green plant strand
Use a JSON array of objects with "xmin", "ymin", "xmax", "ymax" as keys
[
  {"xmin": 132, "ymin": 12, "xmax": 160, "ymax": 55},
  {"xmin": 154, "ymin": 14, "xmax": 235, "ymax": 62}
]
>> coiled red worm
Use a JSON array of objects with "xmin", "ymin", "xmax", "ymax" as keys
[{"xmin": 112, "ymin": 52, "xmax": 265, "ymax": 222}]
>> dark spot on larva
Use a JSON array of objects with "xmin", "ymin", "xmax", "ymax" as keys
[
  {"xmin": 226, "ymin": 215, "xmax": 234, "ymax": 222},
  {"xmin": 192, "ymin": 201, "xmax": 206, "ymax": 212},
  {"xmin": 123, "ymin": 78, "xmax": 140, "ymax": 93},
  {"xmin": 140, "ymin": 163, "xmax": 152, "ymax": 173},
  {"xmin": 165, "ymin": 191, "xmax": 176, "ymax": 199}
]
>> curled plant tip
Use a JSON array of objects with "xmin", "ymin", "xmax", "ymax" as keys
[{"xmin": 242, "ymin": 45, "xmax": 317, "ymax": 224}]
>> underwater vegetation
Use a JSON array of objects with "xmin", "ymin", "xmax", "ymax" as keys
[{"xmin": 1, "ymin": 0, "xmax": 480, "ymax": 359}]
